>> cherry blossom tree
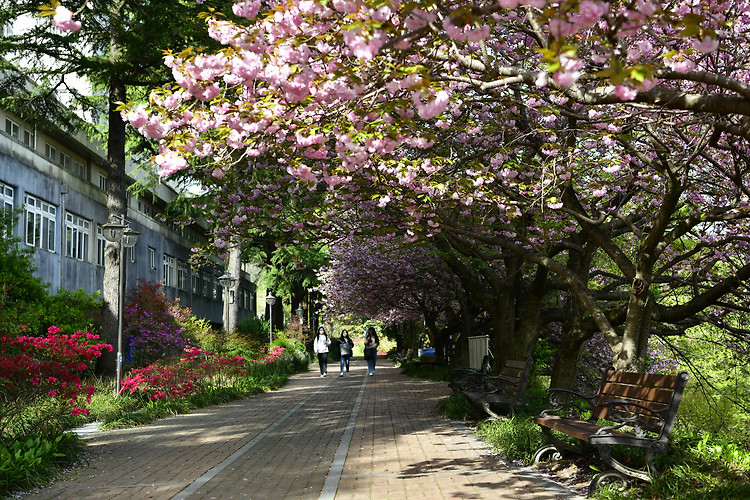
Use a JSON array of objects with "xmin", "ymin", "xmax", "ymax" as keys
[
  {"xmin": 318, "ymin": 235, "xmax": 470, "ymax": 358},
  {"xmin": 119, "ymin": 0, "xmax": 750, "ymax": 377}
]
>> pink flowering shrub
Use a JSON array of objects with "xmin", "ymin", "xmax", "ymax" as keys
[
  {"xmin": 120, "ymin": 345, "xmax": 297, "ymax": 401},
  {"xmin": 0, "ymin": 326, "xmax": 112, "ymax": 441},
  {"xmin": 121, "ymin": 346, "xmax": 248, "ymax": 400},
  {"xmin": 261, "ymin": 345, "xmax": 286, "ymax": 363}
]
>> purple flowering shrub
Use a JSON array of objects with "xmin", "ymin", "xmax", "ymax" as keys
[{"xmin": 123, "ymin": 280, "xmax": 193, "ymax": 366}]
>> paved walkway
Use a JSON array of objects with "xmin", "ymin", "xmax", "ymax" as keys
[{"xmin": 23, "ymin": 360, "xmax": 582, "ymax": 500}]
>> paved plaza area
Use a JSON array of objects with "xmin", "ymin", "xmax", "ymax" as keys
[{"xmin": 22, "ymin": 360, "xmax": 582, "ymax": 499}]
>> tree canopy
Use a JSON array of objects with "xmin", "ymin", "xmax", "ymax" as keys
[{"xmin": 109, "ymin": 0, "xmax": 750, "ymax": 377}]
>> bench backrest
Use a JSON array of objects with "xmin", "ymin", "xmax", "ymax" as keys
[
  {"xmin": 591, "ymin": 368, "xmax": 689, "ymax": 438},
  {"xmin": 497, "ymin": 357, "xmax": 533, "ymax": 402}
]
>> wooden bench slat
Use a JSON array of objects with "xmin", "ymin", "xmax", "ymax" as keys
[
  {"xmin": 533, "ymin": 367, "xmax": 689, "ymax": 488},
  {"xmin": 598, "ymin": 383, "xmax": 675, "ymax": 404},
  {"xmin": 604, "ymin": 371, "xmax": 678, "ymax": 386}
]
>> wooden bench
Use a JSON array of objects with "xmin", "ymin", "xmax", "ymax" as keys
[
  {"xmin": 532, "ymin": 367, "xmax": 689, "ymax": 495},
  {"xmin": 461, "ymin": 357, "xmax": 533, "ymax": 420},
  {"xmin": 448, "ymin": 354, "xmax": 491, "ymax": 392}
]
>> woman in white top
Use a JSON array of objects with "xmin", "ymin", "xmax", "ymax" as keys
[{"xmin": 313, "ymin": 326, "xmax": 332, "ymax": 377}]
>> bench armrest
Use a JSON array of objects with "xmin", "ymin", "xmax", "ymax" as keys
[
  {"xmin": 596, "ymin": 399, "xmax": 669, "ymax": 436},
  {"xmin": 538, "ymin": 388, "xmax": 597, "ymax": 419},
  {"xmin": 450, "ymin": 369, "xmax": 490, "ymax": 391},
  {"xmin": 482, "ymin": 375, "xmax": 519, "ymax": 393}
]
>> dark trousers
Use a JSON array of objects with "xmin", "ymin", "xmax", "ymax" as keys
[{"xmin": 317, "ymin": 352, "xmax": 328, "ymax": 375}]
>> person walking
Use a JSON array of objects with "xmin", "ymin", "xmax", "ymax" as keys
[
  {"xmin": 338, "ymin": 330, "xmax": 354, "ymax": 376},
  {"xmin": 363, "ymin": 327, "xmax": 380, "ymax": 376},
  {"xmin": 313, "ymin": 326, "xmax": 331, "ymax": 377}
]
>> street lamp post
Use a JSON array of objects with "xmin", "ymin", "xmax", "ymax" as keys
[
  {"xmin": 296, "ymin": 306, "xmax": 304, "ymax": 337},
  {"xmin": 266, "ymin": 293, "xmax": 276, "ymax": 345},
  {"xmin": 102, "ymin": 218, "xmax": 139, "ymax": 396},
  {"xmin": 218, "ymin": 273, "xmax": 237, "ymax": 331}
]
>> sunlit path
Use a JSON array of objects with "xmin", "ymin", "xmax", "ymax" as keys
[{"xmin": 22, "ymin": 361, "xmax": 580, "ymax": 500}]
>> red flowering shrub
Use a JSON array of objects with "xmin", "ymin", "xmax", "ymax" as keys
[
  {"xmin": 0, "ymin": 326, "xmax": 112, "ymax": 442},
  {"xmin": 120, "ymin": 346, "xmax": 247, "ymax": 400}
]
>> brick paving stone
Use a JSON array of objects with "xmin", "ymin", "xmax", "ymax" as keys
[{"xmin": 20, "ymin": 360, "xmax": 582, "ymax": 500}]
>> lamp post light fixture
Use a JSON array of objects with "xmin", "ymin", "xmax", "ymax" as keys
[
  {"xmin": 266, "ymin": 293, "xmax": 277, "ymax": 345},
  {"xmin": 101, "ymin": 218, "xmax": 139, "ymax": 396},
  {"xmin": 296, "ymin": 306, "xmax": 304, "ymax": 335},
  {"xmin": 218, "ymin": 273, "xmax": 237, "ymax": 330}
]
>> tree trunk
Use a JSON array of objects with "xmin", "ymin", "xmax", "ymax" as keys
[
  {"xmin": 97, "ymin": 3, "xmax": 127, "ymax": 374},
  {"xmin": 614, "ymin": 273, "xmax": 654, "ymax": 371},
  {"xmin": 226, "ymin": 244, "xmax": 241, "ymax": 333},
  {"xmin": 549, "ymin": 321, "xmax": 592, "ymax": 390}
]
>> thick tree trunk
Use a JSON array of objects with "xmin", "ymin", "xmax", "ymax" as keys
[
  {"xmin": 226, "ymin": 244, "xmax": 242, "ymax": 333},
  {"xmin": 97, "ymin": 15, "xmax": 127, "ymax": 374},
  {"xmin": 549, "ymin": 320, "xmax": 593, "ymax": 390},
  {"xmin": 614, "ymin": 274, "xmax": 654, "ymax": 371},
  {"xmin": 98, "ymin": 80, "xmax": 127, "ymax": 374}
]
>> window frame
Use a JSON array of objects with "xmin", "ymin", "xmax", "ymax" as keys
[
  {"xmin": 24, "ymin": 194, "xmax": 56, "ymax": 252},
  {"xmin": 65, "ymin": 212, "xmax": 90, "ymax": 262},
  {"xmin": 163, "ymin": 254, "xmax": 175, "ymax": 287}
]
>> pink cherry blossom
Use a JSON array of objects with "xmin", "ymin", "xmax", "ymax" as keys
[{"xmin": 52, "ymin": 6, "xmax": 81, "ymax": 32}]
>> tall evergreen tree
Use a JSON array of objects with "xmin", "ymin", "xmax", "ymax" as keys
[{"xmin": 0, "ymin": 0, "xmax": 231, "ymax": 373}]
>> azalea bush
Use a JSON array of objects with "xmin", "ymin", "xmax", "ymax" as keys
[
  {"xmin": 0, "ymin": 326, "xmax": 112, "ymax": 443},
  {"xmin": 121, "ymin": 346, "xmax": 248, "ymax": 400},
  {"xmin": 120, "ymin": 345, "xmax": 301, "ymax": 401},
  {"xmin": 123, "ymin": 280, "xmax": 199, "ymax": 366}
]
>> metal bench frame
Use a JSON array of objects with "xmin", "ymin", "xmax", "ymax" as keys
[
  {"xmin": 532, "ymin": 367, "xmax": 689, "ymax": 495},
  {"xmin": 460, "ymin": 357, "xmax": 533, "ymax": 420},
  {"xmin": 448, "ymin": 354, "xmax": 492, "ymax": 392}
]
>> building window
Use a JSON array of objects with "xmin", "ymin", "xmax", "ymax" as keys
[
  {"xmin": 191, "ymin": 270, "xmax": 198, "ymax": 294},
  {"xmin": 60, "ymin": 152, "xmax": 71, "ymax": 171},
  {"xmin": 24, "ymin": 194, "xmax": 56, "ymax": 252},
  {"xmin": 163, "ymin": 254, "xmax": 175, "ymax": 287},
  {"xmin": 5, "ymin": 118, "xmax": 19, "ymax": 139},
  {"xmin": 65, "ymin": 213, "xmax": 90, "ymax": 261},
  {"xmin": 1, "ymin": 181, "xmax": 13, "ymax": 237},
  {"xmin": 177, "ymin": 260, "xmax": 188, "ymax": 291},
  {"xmin": 1, "ymin": 180, "xmax": 13, "ymax": 213},
  {"xmin": 96, "ymin": 227, "xmax": 106, "ymax": 267},
  {"xmin": 202, "ymin": 272, "xmax": 211, "ymax": 298},
  {"xmin": 148, "ymin": 247, "xmax": 156, "ymax": 269},
  {"xmin": 45, "ymin": 143, "xmax": 57, "ymax": 163},
  {"xmin": 23, "ymin": 128, "xmax": 34, "ymax": 148},
  {"xmin": 129, "ymin": 245, "xmax": 135, "ymax": 263},
  {"xmin": 73, "ymin": 160, "xmax": 85, "ymax": 179},
  {"xmin": 98, "ymin": 174, "xmax": 108, "ymax": 191}
]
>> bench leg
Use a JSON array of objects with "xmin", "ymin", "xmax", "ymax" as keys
[
  {"xmin": 532, "ymin": 444, "xmax": 563, "ymax": 465},
  {"xmin": 596, "ymin": 444, "xmax": 652, "ymax": 483},
  {"xmin": 480, "ymin": 401, "xmax": 509, "ymax": 420},
  {"xmin": 539, "ymin": 426, "xmax": 586, "ymax": 456},
  {"xmin": 588, "ymin": 470, "xmax": 628, "ymax": 497}
]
